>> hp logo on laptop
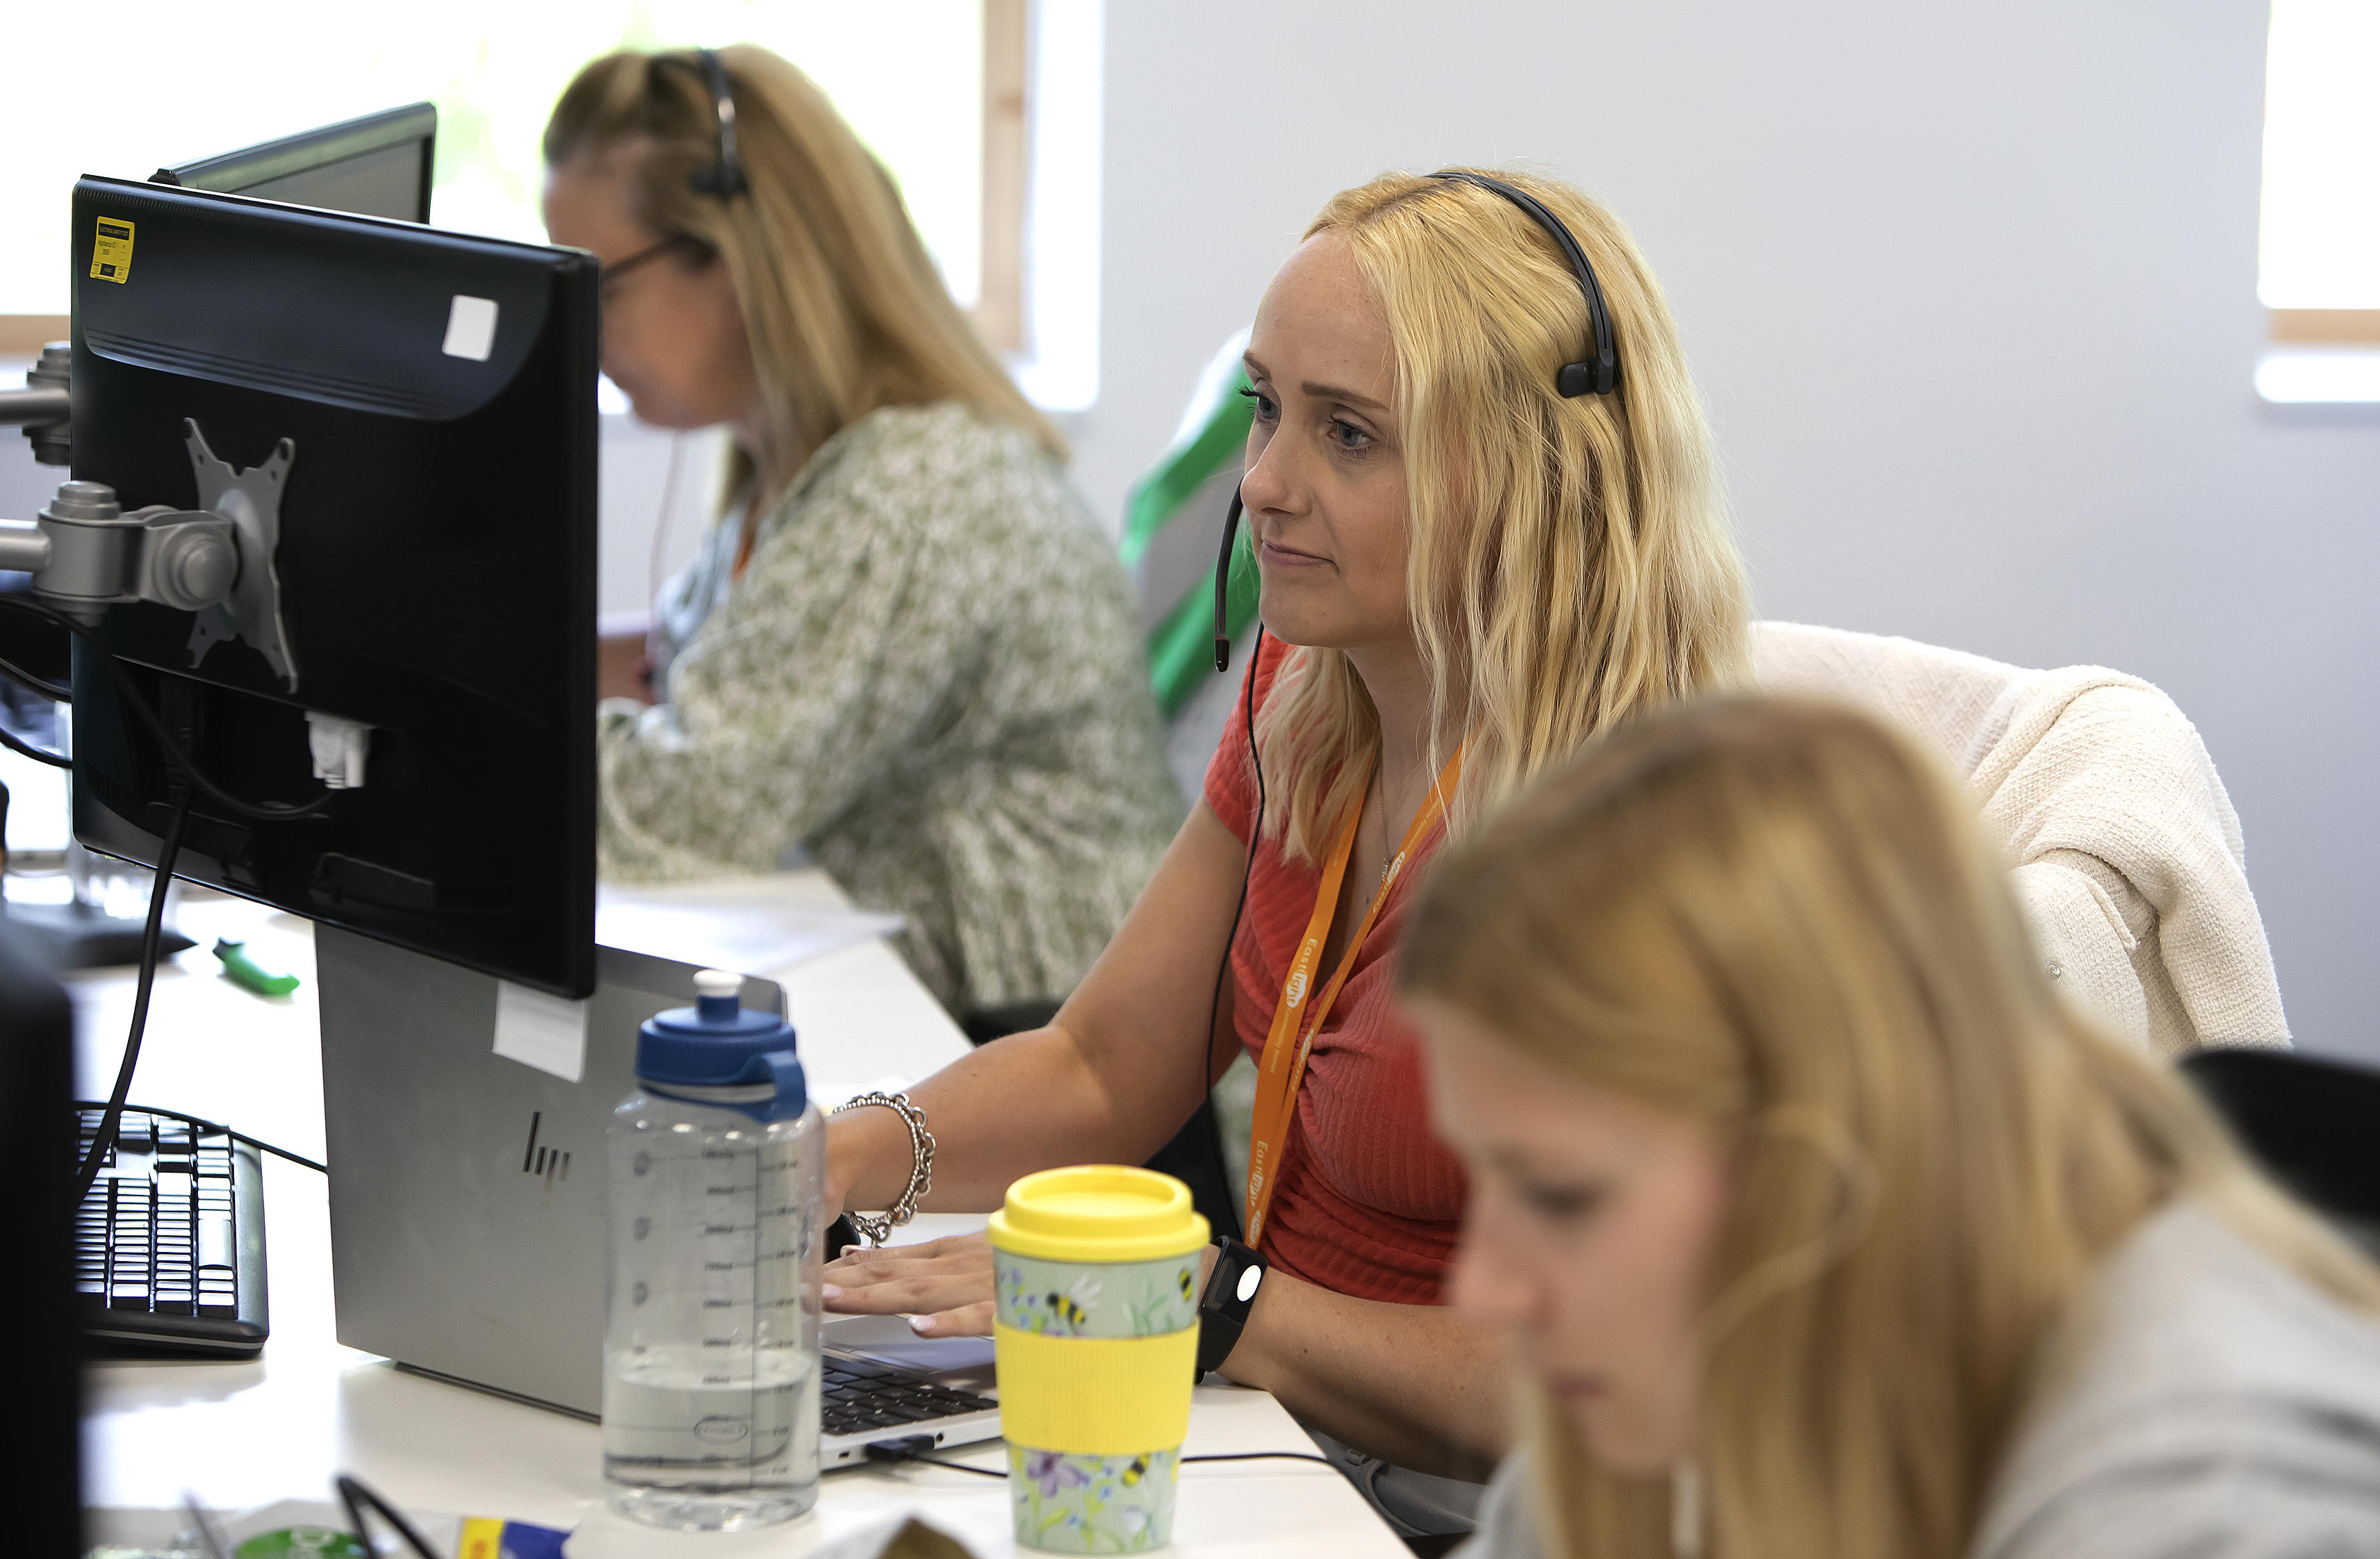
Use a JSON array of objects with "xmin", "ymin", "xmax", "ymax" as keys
[{"xmin": 520, "ymin": 1112, "xmax": 573, "ymax": 1191}]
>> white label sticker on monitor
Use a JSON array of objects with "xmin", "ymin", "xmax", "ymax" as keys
[
  {"xmin": 442, "ymin": 295, "xmax": 499, "ymax": 361},
  {"xmin": 493, "ymin": 980, "xmax": 589, "ymax": 1082}
]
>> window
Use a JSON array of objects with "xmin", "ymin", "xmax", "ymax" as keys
[
  {"xmin": 2257, "ymin": 0, "xmax": 2380, "ymax": 402},
  {"xmin": 2, "ymin": 0, "xmax": 1097, "ymax": 406}
]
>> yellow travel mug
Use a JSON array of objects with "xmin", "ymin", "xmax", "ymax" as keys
[{"xmin": 990, "ymin": 1166, "xmax": 1209, "ymax": 1553}]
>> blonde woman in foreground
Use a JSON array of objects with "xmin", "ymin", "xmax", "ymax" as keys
[
  {"xmin": 1404, "ymin": 695, "xmax": 2380, "ymax": 1559},
  {"xmin": 822, "ymin": 167, "xmax": 1748, "ymax": 1538}
]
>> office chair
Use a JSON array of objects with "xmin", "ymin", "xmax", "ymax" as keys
[{"xmin": 2183, "ymin": 1047, "xmax": 2380, "ymax": 1255}]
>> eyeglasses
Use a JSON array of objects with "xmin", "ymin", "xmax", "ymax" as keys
[{"xmin": 599, "ymin": 235, "xmax": 713, "ymax": 305}]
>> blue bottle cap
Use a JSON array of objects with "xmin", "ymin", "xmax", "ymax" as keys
[{"xmin": 636, "ymin": 970, "xmax": 807, "ymax": 1116}]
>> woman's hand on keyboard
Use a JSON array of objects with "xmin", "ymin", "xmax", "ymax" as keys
[{"xmin": 821, "ymin": 1230, "xmax": 996, "ymax": 1337}]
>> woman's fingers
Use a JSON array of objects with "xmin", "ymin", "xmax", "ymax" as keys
[
  {"xmin": 821, "ymin": 1264, "xmax": 987, "ymax": 1313},
  {"xmin": 823, "ymin": 1239, "xmax": 993, "ymax": 1288},
  {"xmin": 821, "ymin": 1234, "xmax": 996, "ymax": 1317},
  {"xmin": 908, "ymin": 1300, "xmax": 995, "ymax": 1338}
]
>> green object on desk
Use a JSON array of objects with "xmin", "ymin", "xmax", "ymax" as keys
[
  {"xmin": 214, "ymin": 937, "xmax": 300, "ymax": 996},
  {"xmin": 233, "ymin": 1528, "xmax": 367, "ymax": 1558}
]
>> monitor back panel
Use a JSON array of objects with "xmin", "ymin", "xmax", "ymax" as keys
[
  {"xmin": 316, "ymin": 925, "xmax": 785, "ymax": 1417},
  {"xmin": 67, "ymin": 176, "xmax": 598, "ymax": 996}
]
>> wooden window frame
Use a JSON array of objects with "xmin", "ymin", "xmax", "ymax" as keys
[
  {"xmin": 6, "ymin": 0, "xmax": 1035, "ymax": 365},
  {"xmin": 2269, "ymin": 310, "xmax": 2380, "ymax": 347},
  {"xmin": 1, "ymin": 317, "xmax": 66, "ymax": 358},
  {"xmin": 970, "ymin": 0, "xmax": 1031, "ymax": 358}
]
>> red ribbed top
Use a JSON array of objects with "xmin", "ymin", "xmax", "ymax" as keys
[{"xmin": 1202, "ymin": 636, "xmax": 1467, "ymax": 1305}]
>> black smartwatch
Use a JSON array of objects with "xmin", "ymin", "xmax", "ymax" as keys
[{"xmin": 1195, "ymin": 1236, "xmax": 1268, "ymax": 1379}]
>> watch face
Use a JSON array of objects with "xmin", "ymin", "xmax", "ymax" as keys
[{"xmin": 1235, "ymin": 1265, "xmax": 1263, "ymax": 1303}]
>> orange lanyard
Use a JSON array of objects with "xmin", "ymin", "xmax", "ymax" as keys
[{"xmin": 1245, "ymin": 750, "xmax": 1463, "ymax": 1250}]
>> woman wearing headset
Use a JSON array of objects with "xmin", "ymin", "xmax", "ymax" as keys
[
  {"xmin": 821, "ymin": 167, "xmax": 1750, "ymax": 1537},
  {"xmin": 541, "ymin": 47, "xmax": 1179, "ymax": 1031},
  {"xmin": 1406, "ymin": 696, "xmax": 2380, "ymax": 1558}
]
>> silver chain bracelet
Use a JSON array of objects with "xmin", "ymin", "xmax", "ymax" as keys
[{"xmin": 832, "ymin": 1090, "xmax": 934, "ymax": 1246}]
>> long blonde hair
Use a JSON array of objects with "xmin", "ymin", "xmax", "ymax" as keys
[
  {"xmin": 544, "ymin": 44, "xmax": 1063, "ymax": 512},
  {"xmin": 1258, "ymin": 169, "xmax": 1748, "ymax": 860},
  {"xmin": 1401, "ymin": 694, "xmax": 2380, "ymax": 1559}
]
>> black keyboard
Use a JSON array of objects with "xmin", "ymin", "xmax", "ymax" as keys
[
  {"xmin": 820, "ymin": 1350, "xmax": 998, "ymax": 1440},
  {"xmin": 74, "ymin": 1107, "xmax": 269, "ymax": 1358}
]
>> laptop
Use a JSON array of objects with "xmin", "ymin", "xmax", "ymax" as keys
[{"xmin": 315, "ymin": 925, "xmax": 1001, "ymax": 1465}]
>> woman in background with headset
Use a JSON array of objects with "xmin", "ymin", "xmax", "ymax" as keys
[
  {"xmin": 821, "ymin": 167, "xmax": 1750, "ymax": 1540},
  {"xmin": 542, "ymin": 46, "xmax": 1179, "ymax": 1034},
  {"xmin": 1407, "ymin": 695, "xmax": 2380, "ymax": 1558}
]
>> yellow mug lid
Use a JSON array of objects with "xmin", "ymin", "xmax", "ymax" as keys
[{"xmin": 987, "ymin": 1165, "xmax": 1210, "ymax": 1263}]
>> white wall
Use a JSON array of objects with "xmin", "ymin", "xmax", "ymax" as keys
[
  {"xmin": 596, "ymin": 415, "xmax": 723, "ymax": 628},
  {"xmin": 1064, "ymin": 0, "xmax": 2380, "ymax": 1061}
]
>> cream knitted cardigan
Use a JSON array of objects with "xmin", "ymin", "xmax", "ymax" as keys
[{"xmin": 1753, "ymin": 622, "xmax": 2288, "ymax": 1056}]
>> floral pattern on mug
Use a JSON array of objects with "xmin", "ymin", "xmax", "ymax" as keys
[
  {"xmin": 1008, "ymin": 1445, "xmax": 1179, "ymax": 1553},
  {"xmin": 995, "ymin": 1252, "xmax": 1200, "ymax": 1337}
]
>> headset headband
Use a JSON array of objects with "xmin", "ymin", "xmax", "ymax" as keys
[
  {"xmin": 686, "ymin": 48, "xmax": 749, "ymax": 199},
  {"xmin": 1428, "ymin": 170, "xmax": 1618, "ymax": 397}
]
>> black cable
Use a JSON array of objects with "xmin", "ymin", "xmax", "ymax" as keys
[
  {"xmin": 1196, "ymin": 624, "xmax": 1267, "ymax": 1242},
  {"xmin": 864, "ymin": 1440, "xmax": 1010, "ymax": 1478},
  {"xmin": 229, "ymin": 1130, "xmax": 326, "ymax": 1175},
  {"xmin": 336, "ymin": 1474, "xmax": 442, "ymax": 1559},
  {"xmin": 0, "ymin": 651, "xmax": 69, "ymax": 702},
  {"xmin": 1183, "ymin": 1451, "xmax": 1336, "ymax": 1468},
  {"xmin": 0, "ymin": 717, "xmax": 69, "ymax": 768},
  {"xmin": 70, "ymin": 786, "xmax": 192, "ymax": 1203},
  {"xmin": 0, "ymin": 596, "xmax": 334, "ymax": 822},
  {"xmin": 12, "ymin": 588, "xmax": 332, "ymax": 1207},
  {"xmin": 72, "ymin": 1100, "xmax": 327, "ymax": 1174}
]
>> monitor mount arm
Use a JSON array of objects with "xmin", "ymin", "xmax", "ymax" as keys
[
  {"xmin": 0, "ymin": 343, "xmax": 71, "ymax": 466},
  {"xmin": 0, "ymin": 418, "xmax": 299, "ymax": 691}
]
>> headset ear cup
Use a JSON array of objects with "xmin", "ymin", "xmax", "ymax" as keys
[
  {"xmin": 1556, "ymin": 363, "xmax": 1594, "ymax": 398},
  {"xmin": 688, "ymin": 47, "xmax": 748, "ymax": 200}
]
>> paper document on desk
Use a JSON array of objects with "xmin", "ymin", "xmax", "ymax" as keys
[{"xmin": 596, "ymin": 882, "xmax": 904, "ymax": 975}]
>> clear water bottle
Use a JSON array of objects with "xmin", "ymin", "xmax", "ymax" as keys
[{"xmin": 603, "ymin": 968, "xmax": 823, "ymax": 1531}]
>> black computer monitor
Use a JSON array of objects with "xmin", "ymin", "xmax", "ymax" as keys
[
  {"xmin": 151, "ymin": 103, "xmax": 436, "ymax": 224},
  {"xmin": 0, "ymin": 106, "xmax": 443, "ymax": 792},
  {"xmin": 63, "ymin": 174, "xmax": 599, "ymax": 997}
]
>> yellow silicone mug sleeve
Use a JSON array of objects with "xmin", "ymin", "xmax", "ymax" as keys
[{"xmin": 992, "ymin": 1324, "xmax": 1199, "ymax": 1455}]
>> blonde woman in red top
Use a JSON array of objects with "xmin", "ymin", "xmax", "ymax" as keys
[{"xmin": 823, "ymin": 167, "xmax": 1749, "ymax": 1528}]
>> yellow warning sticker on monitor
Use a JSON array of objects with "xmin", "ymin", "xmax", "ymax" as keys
[{"xmin": 90, "ymin": 217, "xmax": 134, "ymax": 283}]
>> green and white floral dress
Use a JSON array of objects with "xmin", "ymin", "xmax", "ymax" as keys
[{"xmin": 598, "ymin": 402, "xmax": 1181, "ymax": 1016}]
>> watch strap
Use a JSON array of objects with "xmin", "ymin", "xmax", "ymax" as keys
[{"xmin": 1195, "ymin": 1237, "xmax": 1266, "ymax": 1378}]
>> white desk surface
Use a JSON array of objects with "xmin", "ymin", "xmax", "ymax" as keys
[{"xmin": 66, "ymin": 879, "xmax": 1406, "ymax": 1558}]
